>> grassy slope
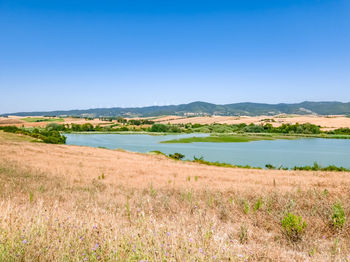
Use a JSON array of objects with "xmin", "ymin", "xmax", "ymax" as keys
[
  {"xmin": 0, "ymin": 130, "xmax": 40, "ymax": 143},
  {"xmin": 0, "ymin": 132, "xmax": 350, "ymax": 260}
]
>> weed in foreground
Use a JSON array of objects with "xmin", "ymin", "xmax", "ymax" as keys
[
  {"xmin": 281, "ymin": 213, "xmax": 307, "ymax": 242},
  {"xmin": 239, "ymin": 224, "xmax": 248, "ymax": 244},
  {"xmin": 29, "ymin": 192, "xmax": 34, "ymax": 203},
  {"xmin": 243, "ymin": 200, "xmax": 250, "ymax": 215},
  {"xmin": 253, "ymin": 198, "xmax": 263, "ymax": 212},
  {"xmin": 331, "ymin": 203, "xmax": 346, "ymax": 230}
]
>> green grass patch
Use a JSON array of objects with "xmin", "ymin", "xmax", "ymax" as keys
[
  {"xmin": 0, "ymin": 131, "xmax": 40, "ymax": 143},
  {"xmin": 191, "ymin": 158, "xmax": 262, "ymax": 169},
  {"xmin": 148, "ymin": 150, "xmax": 167, "ymax": 156},
  {"xmin": 161, "ymin": 134, "xmax": 288, "ymax": 143},
  {"xmin": 21, "ymin": 117, "xmax": 64, "ymax": 123}
]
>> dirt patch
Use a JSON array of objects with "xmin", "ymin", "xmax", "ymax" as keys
[{"xmin": 0, "ymin": 118, "xmax": 24, "ymax": 125}]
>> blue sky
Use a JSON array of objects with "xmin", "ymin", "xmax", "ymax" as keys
[{"xmin": 1, "ymin": 0, "xmax": 349, "ymax": 113}]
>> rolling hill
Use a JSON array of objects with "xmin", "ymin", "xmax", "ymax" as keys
[{"xmin": 2, "ymin": 101, "xmax": 350, "ymax": 117}]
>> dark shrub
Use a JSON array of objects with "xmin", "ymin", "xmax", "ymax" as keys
[{"xmin": 168, "ymin": 153, "xmax": 185, "ymax": 160}]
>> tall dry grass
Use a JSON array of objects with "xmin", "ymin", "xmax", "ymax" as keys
[
  {"xmin": 0, "ymin": 132, "xmax": 350, "ymax": 261},
  {"xmin": 0, "ymin": 160, "xmax": 350, "ymax": 261}
]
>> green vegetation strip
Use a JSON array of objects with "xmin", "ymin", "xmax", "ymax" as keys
[
  {"xmin": 161, "ymin": 135, "xmax": 289, "ymax": 143},
  {"xmin": 191, "ymin": 158, "xmax": 261, "ymax": 169},
  {"xmin": 21, "ymin": 117, "xmax": 64, "ymax": 123},
  {"xmin": 25, "ymin": 120, "xmax": 350, "ymax": 140},
  {"xmin": 150, "ymin": 151, "xmax": 350, "ymax": 172}
]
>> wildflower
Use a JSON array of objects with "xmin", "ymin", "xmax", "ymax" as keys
[
  {"xmin": 199, "ymin": 248, "xmax": 203, "ymax": 253},
  {"xmin": 166, "ymin": 232, "xmax": 170, "ymax": 236},
  {"xmin": 22, "ymin": 240, "xmax": 28, "ymax": 244},
  {"xmin": 93, "ymin": 243, "xmax": 99, "ymax": 251}
]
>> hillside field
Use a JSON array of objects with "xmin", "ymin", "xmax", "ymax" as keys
[
  {"xmin": 154, "ymin": 115, "xmax": 350, "ymax": 131},
  {"xmin": 2, "ymin": 115, "xmax": 350, "ymax": 131},
  {"xmin": 0, "ymin": 131, "xmax": 350, "ymax": 261}
]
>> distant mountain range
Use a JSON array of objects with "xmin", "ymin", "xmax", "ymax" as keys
[{"xmin": 2, "ymin": 101, "xmax": 350, "ymax": 117}]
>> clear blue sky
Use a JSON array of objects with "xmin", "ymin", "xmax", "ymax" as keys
[{"xmin": 1, "ymin": 0, "xmax": 349, "ymax": 113}]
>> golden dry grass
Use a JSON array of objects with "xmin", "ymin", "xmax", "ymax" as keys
[
  {"xmin": 0, "ymin": 116, "xmax": 111, "ymax": 128},
  {"xmin": 3, "ymin": 114, "xmax": 350, "ymax": 130},
  {"xmin": 154, "ymin": 115, "xmax": 350, "ymax": 130},
  {"xmin": 0, "ymin": 118, "xmax": 25, "ymax": 126},
  {"xmin": 0, "ymin": 131, "xmax": 350, "ymax": 261}
]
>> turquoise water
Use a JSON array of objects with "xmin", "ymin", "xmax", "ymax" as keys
[{"xmin": 65, "ymin": 133, "xmax": 350, "ymax": 168}]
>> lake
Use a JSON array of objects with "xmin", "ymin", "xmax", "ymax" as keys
[{"xmin": 65, "ymin": 133, "xmax": 350, "ymax": 168}]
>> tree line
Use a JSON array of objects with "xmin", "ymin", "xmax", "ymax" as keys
[{"xmin": 41, "ymin": 122, "xmax": 350, "ymax": 135}]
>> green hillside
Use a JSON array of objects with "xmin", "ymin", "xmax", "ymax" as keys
[{"xmin": 2, "ymin": 101, "xmax": 350, "ymax": 117}]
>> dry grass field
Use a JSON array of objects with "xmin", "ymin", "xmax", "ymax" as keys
[
  {"xmin": 0, "ymin": 131, "xmax": 350, "ymax": 261},
  {"xmin": 2, "ymin": 114, "xmax": 350, "ymax": 131},
  {"xmin": 0, "ymin": 116, "xmax": 110, "ymax": 128},
  {"xmin": 154, "ymin": 115, "xmax": 350, "ymax": 130}
]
